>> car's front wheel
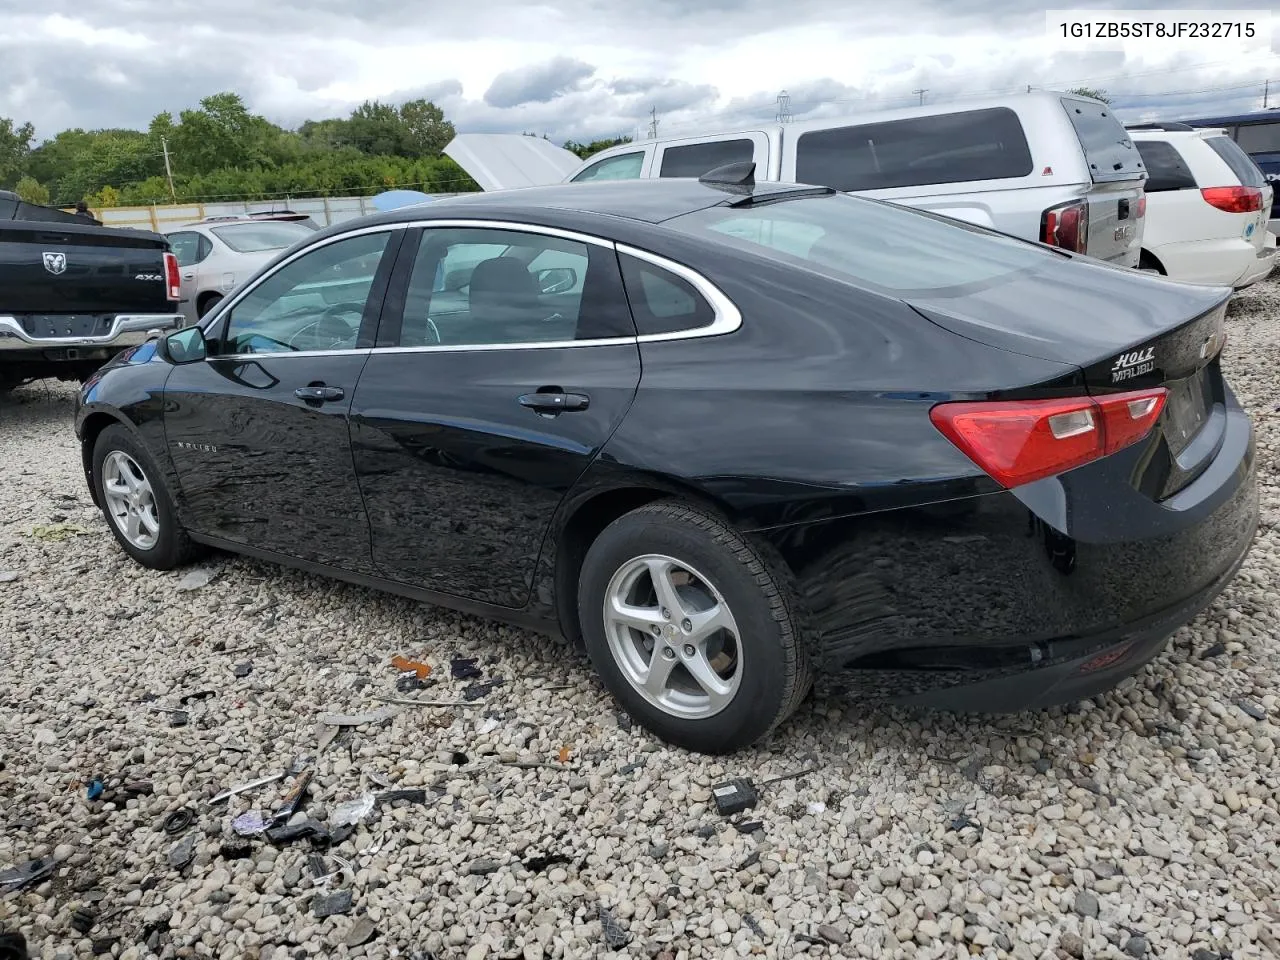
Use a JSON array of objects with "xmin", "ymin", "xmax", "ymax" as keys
[
  {"xmin": 93, "ymin": 424, "xmax": 199, "ymax": 570},
  {"xmin": 578, "ymin": 500, "xmax": 811, "ymax": 753}
]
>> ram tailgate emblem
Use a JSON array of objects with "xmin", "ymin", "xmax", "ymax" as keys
[{"xmin": 43, "ymin": 252, "xmax": 67, "ymax": 275}]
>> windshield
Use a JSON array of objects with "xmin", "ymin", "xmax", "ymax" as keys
[
  {"xmin": 211, "ymin": 221, "xmax": 314, "ymax": 253},
  {"xmin": 666, "ymin": 192, "xmax": 1058, "ymax": 295}
]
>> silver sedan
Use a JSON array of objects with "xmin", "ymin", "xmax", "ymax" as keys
[{"xmin": 165, "ymin": 219, "xmax": 317, "ymax": 324}]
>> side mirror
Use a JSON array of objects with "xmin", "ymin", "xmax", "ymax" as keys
[
  {"xmin": 536, "ymin": 266, "xmax": 578, "ymax": 295},
  {"xmin": 161, "ymin": 326, "xmax": 207, "ymax": 365}
]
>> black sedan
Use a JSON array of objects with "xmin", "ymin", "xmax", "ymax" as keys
[{"xmin": 75, "ymin": 167, "xmax": 1258, "ymax": 754}]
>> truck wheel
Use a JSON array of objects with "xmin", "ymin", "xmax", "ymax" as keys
[
  {"xmin": 577, "ymin": 500, "xmax": 812, "ymax": 754},
  {"xmin": 93, "ymin": 424, "xmax": 200, "ymax": 570}
]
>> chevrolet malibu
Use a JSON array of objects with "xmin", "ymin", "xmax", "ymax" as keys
[{"xmin": 75, "ymin": 169, "xmax": 1259, "ymax": 754}]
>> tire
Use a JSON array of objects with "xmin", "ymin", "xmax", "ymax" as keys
[
  {"xmin": 92, "ymin": 424, "xmax": 199, "ymax": 570},
  {"xmin": 197, "ymin": 293, "xmax": 223, "ymax": 319},
  {"xmin": 577, "ymin": 500, "xmax": 812, "ymax": 754}
]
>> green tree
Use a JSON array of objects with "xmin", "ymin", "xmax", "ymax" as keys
[
  {"xmin": 0, "ymin": 116, "xmax": 35, "ymax": 189},
  {"xmin": 1067, "ymin": 87, "xmax": 1112, "ymax": 104},
  {"xmin": 14, "ymin": 175, "xmax": 49, "ymax": 205},
  {"xmin": 563, "ymin": 136, "xmax": 632, "ymax": 160},
  {"xmin": 398, "ymin": 99, "xmax": 455, "ymax": 157}
]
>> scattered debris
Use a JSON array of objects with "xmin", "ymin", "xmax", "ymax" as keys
[
  {"xmin": 396, "ymin": 675, "xmax": 429, "ymax": 693},
  {"xmin": 523, "ymin": 853, "xmax": 572, "ymax": 873},
  {"xmin": 168, "ymin": 833, "xmax": 196, "ymax": 870},
  {"xmin": 308, "ymin": 854, "xmax": 328, "ymax": 879},
  {"xmin": 319, "ymin": 707, "xmax": 399, "ymax": 727},
  {"xmin": 1201, "ymin": 642, "xmax": 1228, "ymax": 659},
  {"xmin": 86, "ymin": 779, "xmax": 105, "ymax": 801},
  {"xmin": 391, "ymin": 654, "xmax": 432, "ymax": 680},
  {"xmin": 265, "ymin": 819, "xmax": 329, "ymax": 846},
  {"xmin": 0, "ymin": 858, "xmax": 55, "ymax": 890},
  {"xmin": 616, "ymin": 712, "xmax": 633, "ymax": 732},
  {"xmin": 30, "ymin": 522, "xmax": 90, "ymax": 541},
  {"xmin": 760, "ymin": 766, "xmax": 820, "ymax": 786},
  {"xmin": 330, "ymin": 824, "xmax": 356, "ymax": 845},
  {"xmin": 162, "ymin": 809, "xmax": 194, "ymax": 835},
  {"xmin": 344, "ymin": 917, "xmax": 378, "ymax": 948},
  {"xmin": 175, "ymin": 568, "xmax": 214, "ymax": 591},
  {"xmin": 618, "ymin": 762, "xmax": 642, "ymax": 775},
  {"xmin": 1237, "ymin": 698, "xmax": 1268, "ymax": 720},
  {"xmin": 332, "ymin": 793, "xmax": 377, "ymax": 827},
  {"xmin": 369, "ymin": 696, "xmax": 473, "ymax": 709},
  {"xmin": 232, "ymin": 810, "xmax": 268, "ymax": 836},
  {"xmin": 271, "ymin": 770, "xmax": 314, "ymax": 824},
  {"xmin": 232, "ymin": 662, "xmax": 253, "ymax": 678},
  {"xmin": 210, "ymin": 771, "xmax": 287, "ymax": 805},
  {"xmin": 178, "ymin": 690, "xmax": 215, "ymax": 705},
  {"xmin": 476, "ymin": 716, "xmax": 501, "ymax": 736},
  {"xmin": 168, "ymin": 711, "xmax": 189, "ymax": 728},
  {"xmin": 558, "ymin": 746, "xmax": 572, "ymax": 763},
  {"xmin": 806, "ymin": 801, "xmax": 826, "ymax": 815},
  {"xmin": 91, "ymin": 937, "xmax": 119, "ymax": 956},
  {"xmin": 711, "ymin": 778, "xmax": 758, "ymax": 816},
  {"xmin": 218, "ymin": 841, "xmax": 253, "ymax": 861},
  {"xmin": 694, "ymin": 824, "xmax": 716, "ymax": 839},
  {"xmin": 69, "ymin": 906, "xmax": 97, "ymax": 935},
  {"xmin": 378, "ymin": 788, "xmax": 428, "ymax": 805},
  {"xmin": 312, "ymin": 889, "xmax": 354, "ymax": 918},
  {"xmin": 598, "ymin": 903, "xmax": 630, "ymax": 949},
  {"xmin": 743, "ymin": 914, "xmax": 765, "ymax": 937},
  {"xmin": 733, "ymin": 820, "xmax": 763, "ymax": 834},
  {"xmin": 462, "ymin": 678, "xmax": 504, "ymax": 701},
  {"xmin": 468, "ymin": 859, "xmax": 501, "ymax": 876},
  {"xmin": 450, "ymin": 657, "xmax": 482, "ymax": 680},
  {"xmin": 472, "ymin": 815, "xmax": 498, "ymax": 825}
]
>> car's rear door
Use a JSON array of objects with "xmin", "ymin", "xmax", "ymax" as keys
[
  {"xmin": 348, "ymin": 221, "xmax": 641, "ymax": 608},
  {"xmin": 163, "ymin": 227, "xmax": 403, "ymax": 569}
]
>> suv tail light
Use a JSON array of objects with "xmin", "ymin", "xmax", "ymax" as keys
[
  {"xmin": 929, "ymin": 388, "xmax": 1168, "ymax": 488},
  {"xmin": 1041, "ymin": 199, "xmax": 1089, "ymax": 253},
  {"xmin": 1136, "ymin": 194, "xmax": 1146, "ymax": 218},
  {"xmin": 163, "ymin": 252, "xmax": 182, "ymax": 301},
  {"xmin": 1201, "ymin": 186, "xmax": 1263, "ymax": 214}
]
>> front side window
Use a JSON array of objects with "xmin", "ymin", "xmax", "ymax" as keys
[
  {"xmin": 668, "ymin": 192, "xmax": 1056, "ymax": 297},
  {"xmin": 571, "ymin": 152, "xmax": 645, "ymax": 182},
  {"xmin": 795, "ymin": 108, "xmax": 1034, "ymax": 192},
  {"xmin": 167, "ymin": 231, "xmax": 204, "ymax": 267},
  {"xmin": 397, "ymin": 227, "xmax": 633, "ymax": 347},
  {"xmin": 1134, "ymin": 141, "xmax": 1197, "ymax": 192},
  {"xmin": 215, "ymin": 231, "xmax": 390, "ymax": 355}
]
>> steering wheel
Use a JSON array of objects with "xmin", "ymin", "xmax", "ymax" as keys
[{"xmin": 287, "ymin": 302, "xmax": 364, "ymax": 350}]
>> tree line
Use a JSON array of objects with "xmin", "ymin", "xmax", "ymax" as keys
[{"xmin": 0, "ymin": 93, "xmax": 631, "ymax": 209}]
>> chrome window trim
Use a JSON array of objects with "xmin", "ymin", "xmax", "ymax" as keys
[
  {"xmin": 616, "ymin": 243, "xmax": 743, "ymax": 342},
  {"xmin": 196, "ymin": 219, "xmax": 742, "ymax": 357}
]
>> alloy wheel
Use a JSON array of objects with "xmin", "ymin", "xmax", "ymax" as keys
[
  {"xmin": 102, "ymin": 450, "xmax": 160, "ymax": 551},
  {"xmin": 602, "ymin": 553, "xmax": 743, "ymax": 720}
]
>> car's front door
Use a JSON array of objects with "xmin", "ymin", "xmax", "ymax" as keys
[
  {"xmin": 163, "ymin": 227, "xmax": 404, "ymax": 569},
  {"xmin": 349, "ymin": 223, "xmax": 641, "ymax": 607}
]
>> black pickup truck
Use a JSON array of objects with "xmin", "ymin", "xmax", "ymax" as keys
[{"xmin": 0, "ymin": 190, "xmax": 184, "ymax": 393}]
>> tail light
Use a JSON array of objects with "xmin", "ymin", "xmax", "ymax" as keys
[
  {"xmin": 1041, "ymin": 199, "xmax": 1089, "ymax": 254},
  {"xmin": 1136, "ymin": 195, "xmax": 1146, "ymax": 218},
  {"xmin": 1201, "ymin": 186, "xmax": 1263, "ymax": 214},
  {"xmin": 930, "ymin": 388, "xmax": 1168, "ymax": 488},
  {"xmin": 163, "ymin": 252, "xmax": 182, "ymax": 301}
]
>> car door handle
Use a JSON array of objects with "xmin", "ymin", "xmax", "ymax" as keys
[
  {"xmin": 182, "ymin": 273, "xmax": 195, "ymax": 280},
  {"xmin": 518, "ymin": 391, "xmax": 590, "ymax": 412},
  {"xmin": 294, "ymin": 385, "xmax": 345, "ymax": 402}
]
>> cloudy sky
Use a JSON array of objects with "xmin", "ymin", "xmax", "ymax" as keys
[{"xmin": 1, "ymin": 0, "xmax": 1278, "ymax": 144}]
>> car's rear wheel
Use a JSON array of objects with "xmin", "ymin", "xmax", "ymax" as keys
[
  {"xmin": 198, "ymin": 293, "xmax": 223, "ymax": 318},
  {"xmin": 578, "ymin": 500, "xmax": 811, "ymax": 753},
  {"xmin": 93, "ymin": 424, "xmax": 199, "ymax": 570}
]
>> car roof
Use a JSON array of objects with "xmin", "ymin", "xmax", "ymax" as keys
[
  {"xmin": 310, "ymin": 178, "xmax": 828, "ymax": 240},
  {"xmin": 1129, "ymin": 128, "xmax": 1227, "ymax": 141}
]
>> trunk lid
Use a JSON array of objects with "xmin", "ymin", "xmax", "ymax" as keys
[
  {"xmin": 0, "ymin": 221, "xmax": 171, "ymax": 315},
  {"xmin": 907, "ymin": 259, "xmax": 1232, "ymax": 499},
  {"xmin": 1079, "ymin": 178, "xmax": 1145, "ymax": 266},
  {"xmin": 444, "ymin": 133, "xmax": 582, "ymax": 191}
]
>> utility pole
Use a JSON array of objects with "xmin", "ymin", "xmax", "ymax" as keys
[
  {"xmin": 913, "ymin": 88, "xmax": 928, "ymax": 106},
  {"xmin": 647, "ymin": 106, "xmax": 659, "ymax": 140},
  {"xmin": 1265, "ymin": 78, "xmax": 1270, "ymax": 109},
  {"xmin": 776, "ymin": 89, "xmax": 793, "ymax": 123},
  {"xmin": 160, "ymin": 136, "xmax": 176, "ymax": 201}
]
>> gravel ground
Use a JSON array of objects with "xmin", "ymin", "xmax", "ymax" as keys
[{"xmin": 2, "ymin": 279, "xmax": 1279, "ymax": 960}]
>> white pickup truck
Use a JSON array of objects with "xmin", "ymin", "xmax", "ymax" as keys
[{"xmin": 446, "ymin": 91, "xmax": 1149, "ymax": 267}]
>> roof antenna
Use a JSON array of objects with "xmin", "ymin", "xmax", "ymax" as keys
[{"xmin": 699, "ymin": 161, "xmax": 756, "ymax": 194}]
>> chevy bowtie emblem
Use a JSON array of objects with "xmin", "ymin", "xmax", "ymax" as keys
[{"xmin": 43, "ymin": 251, "xmax": 67, "ymax": 275}]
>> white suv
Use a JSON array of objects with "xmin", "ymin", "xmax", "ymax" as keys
[{"xmin": 1129, "ymin": 124, "xmax": 1276, "ymax": 288}]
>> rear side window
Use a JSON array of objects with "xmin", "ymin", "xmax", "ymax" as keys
[
  {"xmin": 619, "ymin": 255, "xmax": 716, "ymax": 336},
  {"xmin": 1234, "ymin": 121, "xmax": 1280, "ymax": 154},
  {"xmin": 659, "ymin": 139, "xmax": 755, "ymax": 178},
  {"xmin": 1205, "ymin": 136, "xmax": 1267, "ymax": 188},
  {"xmin": 571, "ymin": 152, "xmax": 645, "ymax": 182},
  {"xmin": 1060, "ymin": 98, "xmax": 1143, "ymax": 181},
  {"xmin": 794, "ymin": 107, "xmax": 1033, "ymax": 191},
  {"xmin": 1134, "ymin": 141, "xmax": 1197, "ymax": 191}
]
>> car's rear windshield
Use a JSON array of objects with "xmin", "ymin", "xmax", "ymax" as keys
[
  {"xmin": 1059, "ymin": 98, "xmax": 1144, "ymax": 182},
  {"xmin": 1205, "ymin": 135, "xmax": 1267, "ymax": 188},
  {"xmin": 211, "ymin": 221, "xmax": 314, "ymax": 253},
  {"xmin": 666, "ymin": 192, "xmax": 1056, "ymax": 295}
]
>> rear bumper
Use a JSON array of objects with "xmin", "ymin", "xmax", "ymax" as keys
[
  {"xmin": 0, "ymin": 314, "xmax": 184, "ymax": 354},
  {"xmin": 1147, "ymin": 236, "xmax": 1272, "ymax": 288},
  {"xmin": 1233, "ymin": 233, "xmax": 1277, "ymax": 288}
]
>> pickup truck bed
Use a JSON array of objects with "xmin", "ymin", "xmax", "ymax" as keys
[{"xmin": 0, "ymin": 192, "xmax": 184, "ymax": 392}]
